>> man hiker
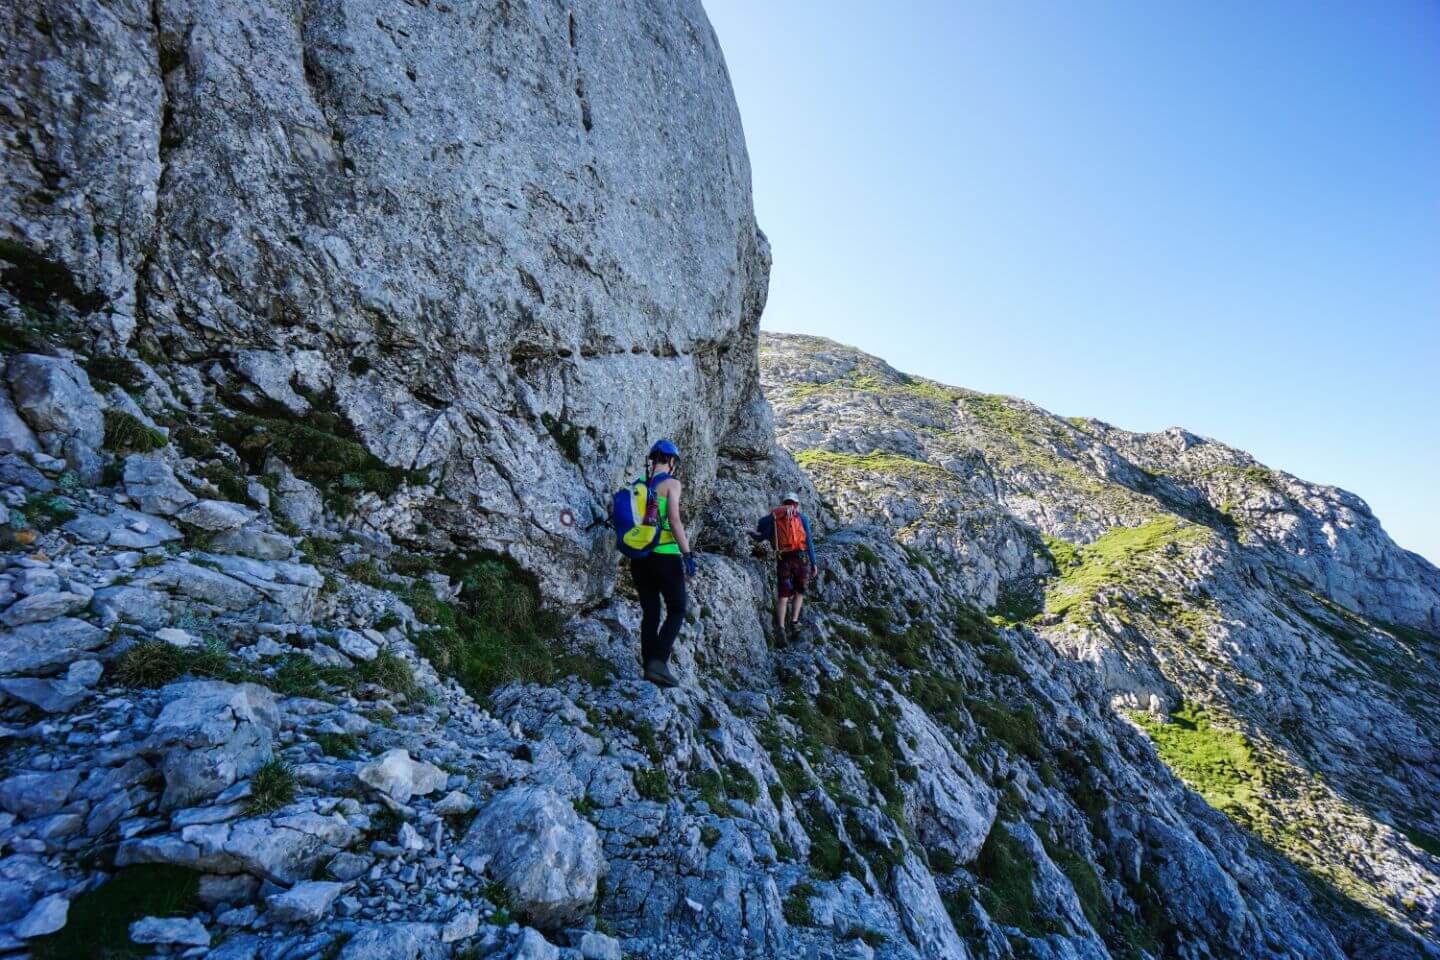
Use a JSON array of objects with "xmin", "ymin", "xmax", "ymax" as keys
[
  {"xmin": 751, "ymin": 492, "xmax": 817, "ymax": 641},
  {"xmin": 627, "ymin": 439, "xmax": 696, "ymax": 688}
]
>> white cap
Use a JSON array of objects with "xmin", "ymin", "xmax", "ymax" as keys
[{"xmin": 781, "ymin": 492, "xmax": 800, "ymax": 504}]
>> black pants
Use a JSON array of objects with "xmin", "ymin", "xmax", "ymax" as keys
[{"xmin": 631, "ymin": 553, "xmax": 686, "ymax": 666}]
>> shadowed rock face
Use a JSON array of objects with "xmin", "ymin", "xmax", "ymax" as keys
[{"xmin": 2, "ymin": 0, "xmax": 773, "ymax": 603}]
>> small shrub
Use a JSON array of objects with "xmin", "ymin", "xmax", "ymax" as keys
[
  {"xmin": 298, "ymin": 535, "xmax": 340, "ymax": 566},
  {"xmin": 974, "ymin": 822, "xmax": 1054, "ymax": 936},
  {"xmin": 372, "ymin": 612, "xmax": 403, "ymax": 632},
  {"xmin": 200, "ymin": 462, "xmax": 250, "ymax": 503},
  {"xmin": 540, "ymin": 412, "xmax": 582, "ymax": 463},
  {"xmin": 18, "ymin": 493, "xmax": 77, "ymax": 530},
  {"xmin": 172, "ymin": 425, "xmax": 217, "ymax": 460},
  {"xmin": 980, "ymin": 646, "xmax": 1027, "ymax": 679},
  {"xmin": 634, "ymin": 765, "xmax": 671, "ymax": 802},
  {"xmin": 314, "ymin": 732, "xmax": 360, "ymax": 759},
  {"xmin": 356, "ymin": 649, "xmax": 420, "ymax": 699},
  {"xmin": 808, "ymin": 818, "xmax": 851, "ymax": 880},
  {"xmin": 969, "ymin": 699, "xmax": 1044, "ymax": 761},
  {"xmin": 83, "ymin": 356, "xmax": 147, "ymax": 390},
  {"xmin": 344, "ymin": 558, "xmax": 388, "ymax": 587},
  {"xmin": 783, "ymin": 881, "xmax": 817, "ymax": 926},
  {"xmin": 928, "ymin": 846, "xmax": 958, "ymax": 874},
  {"xmin": 480, "ymin": 879, "xmax": 514, "ymax": 926},
  {"xmin": 247, "ymin": 758, "xmax": 296, "ymax": 813},
  {"xmin": 29, "ymin": 865, "xmax": 199, "ymax": 960},
  {"xmin": 102, "ymin": 409, "xmax": 167, "ymax": 452},
  {"xmin": 111, "ymin": 639, "xmax": 238, "ymax": 688}
]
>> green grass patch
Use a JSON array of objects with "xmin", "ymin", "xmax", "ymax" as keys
[
  {"xmin": 272, "ymin": 649, "xmax": 419, "ymax": 700},
  {"xmin": 780, "ymin": 673, "xmax": 904, "ymax": 809},
  {"xmin": 962, "ymin": 394, "xmax": 1035, "ymax": 438},
  {"xmin": 110, "ymin": 639, "xmax": 244, "ymax": 688},
  {"xmin": 29, "ymin": 865, "xmax": 198, "ymax": 960},
  {"xmin": 1128, "ymin": 702, "xmax": 1263, "ymax": 823},
  {"xmin": 1044, "ymin": 517, "xmax": 1207, "ymax": 619},
  {"xmin": 199, "ymin": 461, "xmax": 250, "ymax": 503},
  {"xmin": 272, "ymin": 653, "xmax": 349, "ymax": 698},
  {"xmin": 83, "ymin": 356, "xmax": 147, "ymax": 390},
  {"xmin": 968, "ymin": 699, "xmax": 1044, "ymax": 761},
  {"xmin": 1399, "ymin": 823, "xmax": 1440, "ymax": 859},
  {"xmin": 794, "ymin": 447, "xmax": 949, "ymax": 479},
  {"xmin": 1043, "ymin": 835, "xmax": 1106, "ymax": 930},
  {"xmin": 102, "ymin": 409, "xmax": 167, "ymax": 453},
  {"xmin": 16, "ymin": 492, "xmax": 78, "ymax": 531},
  {"xmin": 410, "ymin": 552, "xmax": 565, "ymax": 699},
  {"xmin": 990, "ymin": 581, "xmax": 1043, "ymax": 625}
]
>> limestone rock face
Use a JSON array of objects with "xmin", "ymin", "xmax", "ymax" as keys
[{"xmin": 2, "ymin": 0, "xmax": 776, "ymax": 604}]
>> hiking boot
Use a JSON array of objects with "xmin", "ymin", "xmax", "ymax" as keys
[{"xmin": 643, "ymin": 659, "xmax": 679, "ymax": 689}]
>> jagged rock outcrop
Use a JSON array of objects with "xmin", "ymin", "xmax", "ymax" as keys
[{"xmin": 2, "ymin": 0, "xmax": 773, "ymax": 603}]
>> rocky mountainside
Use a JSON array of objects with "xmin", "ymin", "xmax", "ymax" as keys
[
  {"xmin": 2, "ymin": 2, "xmax": 1439, "ymax": 960},
  {"xmin": 762, "ymin": 332, "xmax": 1440, "ymax": 955}
]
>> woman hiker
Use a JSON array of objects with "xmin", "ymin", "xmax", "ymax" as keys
[{"xmin": 629, "ymin": 439, "xmax": 696, "ymax": 688}]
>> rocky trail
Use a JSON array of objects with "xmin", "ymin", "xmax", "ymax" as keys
[{"xmin": 2, "ymin": 1, "xmax": 1439, "ymax": 959}]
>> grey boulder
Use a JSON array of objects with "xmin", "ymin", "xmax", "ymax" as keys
[
  {"xmin": 461, "ymin": 785, "xmax": 605, "ymax": 932},
  {"xmin": 266, "ymin": 880, "xmax": 343, "ymax": 924},
  {"xmin": 4, "ymin": 355, "xmax": 104, "ymax": 476},
  {"xmin": 147, "ymin": 680, "xmax": 280, "ymax": 807},
  {"xmin": 0, "ymin": 379, "xmax": 40, "ymax": 455},
  {"xmin": 123, "ymin": 455, "xmax": 197, "ymax": 515},
  {"xmin": 175, "ymin": 498, "xmax": 256, "ymax": 532},
  {"xmin": 356, "ymin": 749, "xmax": 446, "ymax": 805},
  {"xmin": 14, "ymin": 893, "xmax": 68, "ymax": 939},
  {"xmin": 129, "ymin": 915, "xmax": 210, "ymax": 947},
  {"xmin": 338, "ymin": 922, "xmax": 442, "ymax": 960},
  {"xmin": 1, "ymin": 591, "xmax": 90, "ymax": 626}
]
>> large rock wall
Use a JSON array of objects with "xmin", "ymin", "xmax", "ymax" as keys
[{"xmin": 2, "ymin": 0, "xmax": 775, "ymax": 602}]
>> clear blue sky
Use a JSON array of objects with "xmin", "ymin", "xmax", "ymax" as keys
[{"xmin": 705, "ymin": 1, "xmax": 1440, "ymax": 564}]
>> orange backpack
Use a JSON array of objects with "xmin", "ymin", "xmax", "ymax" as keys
[{"xmin": 772, "ymin": 504, "xmax": 808, "ymax": 553}]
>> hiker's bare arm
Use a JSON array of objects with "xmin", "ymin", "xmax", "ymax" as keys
[{"xmin": 665, "ymin": 479, "xmax": 691, "ymax": 554}]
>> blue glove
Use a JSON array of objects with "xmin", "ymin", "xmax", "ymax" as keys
[{"xmin": 683, "ymin": 552, "xmax": 697, "ymax": 578}]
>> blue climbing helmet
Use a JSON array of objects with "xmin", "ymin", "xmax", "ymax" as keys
[{"xmin": 649, "ymin": 439, "xmax": 681, "ymax": 464}]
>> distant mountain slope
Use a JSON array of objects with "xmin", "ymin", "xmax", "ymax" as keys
[{"xmin": 762, "ymin": 330, "xmax": 1440, "ymax": 950}]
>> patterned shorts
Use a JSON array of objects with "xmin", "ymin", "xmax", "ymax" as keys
[{"xmin": 777, "ymin": 551, "xmax": 810, "ymax": 598}]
